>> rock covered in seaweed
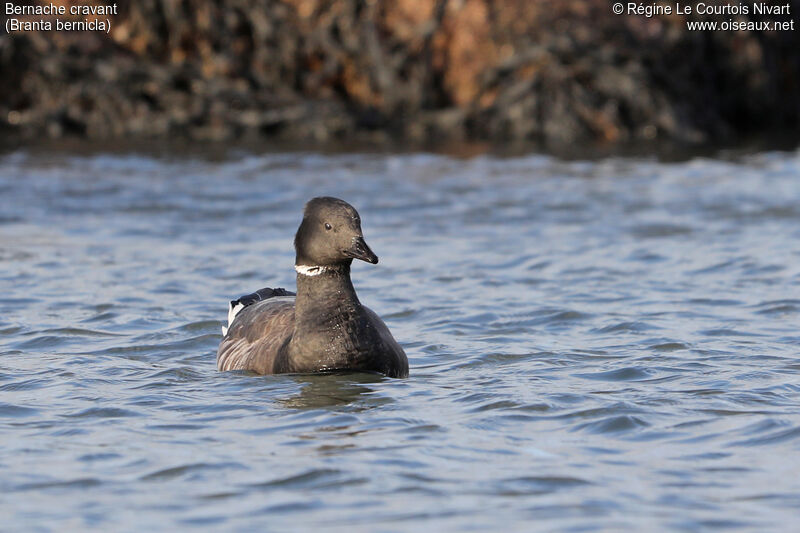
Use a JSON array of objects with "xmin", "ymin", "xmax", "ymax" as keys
[{"xmin": 1, "ymin": 0, "xmax": 798, "ymax": 146}]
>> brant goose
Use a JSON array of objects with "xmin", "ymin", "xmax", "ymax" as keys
[{"xmin": 217, "ymin": 197, "xmax": 409, "ymax": 378}]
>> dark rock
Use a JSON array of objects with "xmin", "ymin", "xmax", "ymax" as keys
[{"xmin": 1, "ymin": 0, "xmax": 798, "ymax": 146}]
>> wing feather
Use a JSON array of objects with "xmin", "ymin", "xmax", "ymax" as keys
[{"xmin": 217, "ymin": 297, "xmax": 295, "ymax": 374}]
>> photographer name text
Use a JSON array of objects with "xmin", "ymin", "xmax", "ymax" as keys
[{"xmin": 613, "ymin": 2, "xmax": 795, "ymax": 31}]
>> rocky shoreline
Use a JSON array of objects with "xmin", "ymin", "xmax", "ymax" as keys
[{"xmin": 2, "ymin": 0, "xmax": 799, "ymax": 146}]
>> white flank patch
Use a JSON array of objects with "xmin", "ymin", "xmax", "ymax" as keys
[
  {"xmin": 222, "ymin": 302, "xmax": 245, "ymax": 336},
  {"xmin": 295, "ymin": 265, "xmax": 328, "ymax": 277}
]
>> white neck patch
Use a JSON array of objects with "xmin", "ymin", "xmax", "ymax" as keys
[{"xmin": 295, "ymin": 265, "xmax": 329, "ymax": 277}]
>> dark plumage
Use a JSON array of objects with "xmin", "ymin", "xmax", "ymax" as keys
[
  {"xmin": 235, "ymin": 287, "xmax": 295, "ymax": 308},
  {"xmin": 217, "ymin": 197, "xmax": 409, "ymax": 378}
]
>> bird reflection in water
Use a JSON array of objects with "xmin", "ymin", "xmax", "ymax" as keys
[{"xmin": 278, "ymin": 372, "xmax": 392, "ymax": 410}]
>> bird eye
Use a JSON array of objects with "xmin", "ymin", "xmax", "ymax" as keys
[{"xmin": 324, "ymin": 223, "xmax": 332, "ymax": 230}]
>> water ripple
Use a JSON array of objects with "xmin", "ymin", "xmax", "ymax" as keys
[{"xmin": 1, "ymin": 149, "xmax": 800, "ymax": 531}]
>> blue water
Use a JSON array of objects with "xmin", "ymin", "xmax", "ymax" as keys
[{"xmin": 1, "ymin": 148, "xmax": 799, "ymax": 531}]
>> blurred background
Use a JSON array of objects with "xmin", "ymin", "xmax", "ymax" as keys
[{"xmin": 2, "ymin": 0, "xmax": 799, "ymax": 150}]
